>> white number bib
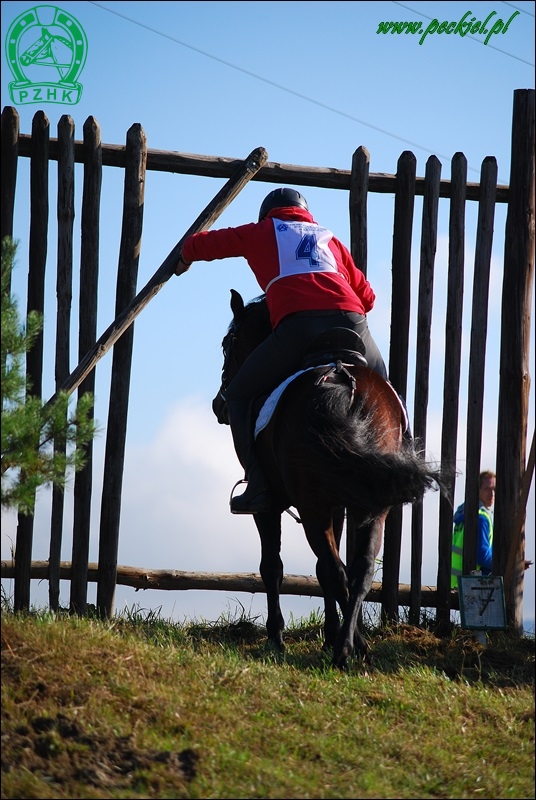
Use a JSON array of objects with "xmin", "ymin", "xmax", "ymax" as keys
[{"xmin": 266, "ymin": 219, "xmax": 339, "ymax": 291}]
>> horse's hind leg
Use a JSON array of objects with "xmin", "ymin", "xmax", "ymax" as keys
[
  {"xmin": 316, "ymin": 506, "xmax": 345, "ymax": 648},
  {"xmin": 316, "ymin": 560, "xmax": 341, "ymax": 648},
  {"xmin": 333, "ymin": 513, "xmax": 386, "ymax": 669},
  {"xmin": 299, "ymin": 506, "xmax": 349, "ymax": 648},
  {"xmin": 254, "ymin": 511, "xmax": 285, "ymax": 650}
]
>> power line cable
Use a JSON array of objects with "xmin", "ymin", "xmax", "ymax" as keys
[
  {"xmin": 501, "ymin": 1, "xmax": 535, "ymax": 17},
  {"xmin": 89, "ymin": 2, "xmax": 512, "ymax": 182}
]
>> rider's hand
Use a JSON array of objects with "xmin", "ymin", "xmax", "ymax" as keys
[{"xmin": 175, "ymin": 257, "xmax": 191, "ymax": 276}]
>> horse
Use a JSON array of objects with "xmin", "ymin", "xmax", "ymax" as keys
[{"xmin": 213, "ymin": 289, "xmax": 446, "ymax": 669}]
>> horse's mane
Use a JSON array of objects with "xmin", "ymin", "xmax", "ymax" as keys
[
  {"xmin": 227, "ymin": 293, "xmax": 270, "ymax": 338},
  {"xmin": 247, "ymin": 294, "xmax": 267, "ymax": 307}
]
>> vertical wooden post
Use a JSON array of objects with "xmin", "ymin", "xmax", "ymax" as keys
[
  {"xmin": 495, "ymin": 89, "xmax": 535, "ymax": 633},
  {"xmin": 49, "ymin": 115, "xmax": 75, "ymax": 611},
  {"xmin": 382, "ymin": 151, "xmax": 416, "ymax": 623},
  {"xmin": 97, "ymin": 124, "xmax": 147, "ymax": 619},
  {"xmin": 1, "ymin": 106, "xmax": 19, "ymax": 254},
  {"xmin": 70, "ymin": 117, "xmax": 102, "ymax": 614},
  {"xmin": 347, "ymin": 146, "xmax": 370, "ymax": 570},
  {"xmin": 349, "ymin": 146, "xmax": 369, "ymax": 278},
  {"xmin": 462, "ymin": 157, "xmax": 498, "ymax": 577},
  {"xmin": 435, "ymin": 153, "xmax": 467, "ymax": 630},
  {"xmin": 409, "ymin": 155, "xmax": 441, "ymax": 624},
  {"xmin": 14, "ymin": 111, "xmax": 49, "ymax": 611}
]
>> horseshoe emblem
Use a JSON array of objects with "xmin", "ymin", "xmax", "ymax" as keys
[{"xmin": 5, "ymin": 5, "xmax": 88, "ymax": 105}]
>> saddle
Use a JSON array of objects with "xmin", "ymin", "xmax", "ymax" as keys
[
  {"xmin": 255, "ymin": 327, "xmax": 411, "ymax": 439},
  {"xmin": 300, "ymin": 327, "xmax": 368, "ymax": 370},
  {"xmin": 300, "ymin": 330, "xmax": 411, "ymax": 437},
  {"xmin": 254, "ymin": 329, "xmax": 368, "ymax": 438}
]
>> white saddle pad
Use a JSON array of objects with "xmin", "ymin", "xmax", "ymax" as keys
[
  {"xmin": 254, "ymin": 366, "xmax": 329, "ymax": 438},
  {"xmin": 254, "ymin": 366, "xmax": 409, "ymax": 438}
]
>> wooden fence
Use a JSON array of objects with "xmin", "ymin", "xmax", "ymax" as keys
[{"xmin": 1, "ymin": 88, "xmax": 534, "ymax": 633}]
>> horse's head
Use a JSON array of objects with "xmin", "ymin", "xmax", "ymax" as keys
[{"xmin": 212, "ymin": 289, "xmax": 271, "ymax": 425}]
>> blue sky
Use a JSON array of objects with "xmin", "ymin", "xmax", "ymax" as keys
[{"xmin": 1, "ymin": 1, "xmax": 534, "ymax": 631}]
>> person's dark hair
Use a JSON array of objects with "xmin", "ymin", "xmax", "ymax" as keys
[{"xmin": 258, "ymin": 188, "xmax": 308, "ymax": 221}]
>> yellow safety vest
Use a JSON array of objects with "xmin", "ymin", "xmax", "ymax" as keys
[{"xmin": 451, "ymin": 506, "xmax": 493, "ymax": 589}]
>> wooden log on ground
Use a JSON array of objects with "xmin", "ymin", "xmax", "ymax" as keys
[{"xmin": 0, "ymin": 560, "xmax": 460, "ymax": 610}]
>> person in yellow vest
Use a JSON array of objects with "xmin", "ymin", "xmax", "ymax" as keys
[{"xmin": 451, "ymin": 470, "xmax": 495, "ymax": 589}]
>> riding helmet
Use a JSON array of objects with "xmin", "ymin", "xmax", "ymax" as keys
[{"xmin": 258, "ymin": 188, "xmax": 309, "ymax": 221}]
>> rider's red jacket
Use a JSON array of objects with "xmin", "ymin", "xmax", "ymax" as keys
[{"xmin": 181, "ymin": 206, "xmax": 376, "ymax": 328}]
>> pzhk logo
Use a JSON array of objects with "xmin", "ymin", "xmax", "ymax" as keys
[{"xmin": 5, "ymin": 5, "xmax": 88, "ymax": 106}]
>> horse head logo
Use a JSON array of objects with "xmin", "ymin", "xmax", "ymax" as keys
[{"xmin": 5, "ymin": 5, "xmax": 88, "ymax": 105}]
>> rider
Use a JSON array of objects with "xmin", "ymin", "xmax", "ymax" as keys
[{"xmin": 175, "ymin": 188, "xmax": 389, "ymax": 514}]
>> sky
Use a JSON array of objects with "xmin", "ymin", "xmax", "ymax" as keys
[{"xmin": 1, "ymin": 1, "xmax": 535, "ymax": 632}]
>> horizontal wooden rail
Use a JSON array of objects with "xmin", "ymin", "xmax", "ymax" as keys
[
  {"xmin": 1, "ymin": 561, "xmax": 460, "ymax": 610},
  {"xmin": 15, "ymin": 133, "xmax": 508, "ymax": 203}
]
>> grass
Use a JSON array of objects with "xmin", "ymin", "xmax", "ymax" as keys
[{"xmin": 1, "ymin": 597, "xmax": 534, "ymax": 799}]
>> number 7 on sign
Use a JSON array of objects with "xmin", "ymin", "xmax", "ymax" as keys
[{"xmin": 479, "ymin": 587, "xmax": 495, "ymax": 616}]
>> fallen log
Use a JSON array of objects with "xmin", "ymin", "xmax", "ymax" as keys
[{"xmin": 1, "ymin": 560, "xmax": 459, "ymax": 609}]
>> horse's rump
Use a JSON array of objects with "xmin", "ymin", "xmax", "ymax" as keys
[{"xmin": 258, "ymin": 364, "xmax": 442, "ymax": 520}]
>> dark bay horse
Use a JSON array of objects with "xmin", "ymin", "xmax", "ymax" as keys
[{"xmin": 213, "ymin": 289, "xmax": 445, "ymax": 668}]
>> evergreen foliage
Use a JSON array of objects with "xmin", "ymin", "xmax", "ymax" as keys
[{"xmin": 1, "ymin": 237, "xmax": 97, "ymax": 513}]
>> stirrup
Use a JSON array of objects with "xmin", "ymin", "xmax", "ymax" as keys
[
  {"xmin": 229, "ymin": 479, "xmax": 272, "ymax": 514},
  {"xmin": 229, "ymin": 478, "xmax": 247, "ymax": 499}
]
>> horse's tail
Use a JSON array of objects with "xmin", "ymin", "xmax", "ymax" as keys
[{"xmin": 297, "ymin": 381, "xmax": 448, "ymax": 517}]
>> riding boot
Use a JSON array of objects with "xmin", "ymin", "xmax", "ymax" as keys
[
  {"xmin": 231, "ymin": 456, "xmax": 272, "ymax": 514},
  {"xmin": 227, "ymin": 397, "xmax": 272, "ymax": 514}
]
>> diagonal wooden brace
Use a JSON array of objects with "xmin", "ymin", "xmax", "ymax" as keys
[{"xmin": 43, "ymin": 145, "xmax": 268, "ymax": 410}]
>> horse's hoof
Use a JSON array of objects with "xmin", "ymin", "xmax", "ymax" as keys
[
  {"xmin": 332, "ymin": 644, "xmax": 352, "ymax": 670},
  {"xmin": 333, "ymin": 655, "xmax": 350, "ymax": 671},
  {"xmin": 267, "ymin": 636, "xmax": 285, "ymax": 653}
]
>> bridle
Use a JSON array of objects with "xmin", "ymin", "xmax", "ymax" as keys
[{"xmin": 218, "ymin": 329, "xmax": 239, "ymax": 401}]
